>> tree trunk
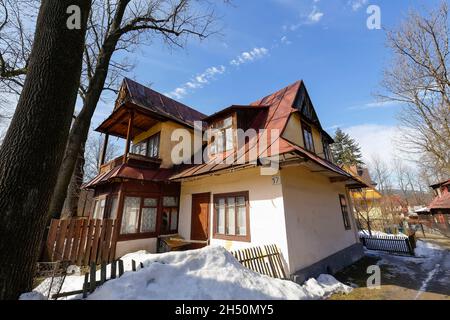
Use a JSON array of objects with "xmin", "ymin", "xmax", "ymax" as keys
[
  {"xmin": 47, "ymin": 3, "xmax": 128, "ymax": 218},
  {"xmin": 0, "ymin": 0, "xmax": 90, "ymax": 300},
  {"xmin": 61, "ymin": 142, "xmax": 86, "ymax": 218}
]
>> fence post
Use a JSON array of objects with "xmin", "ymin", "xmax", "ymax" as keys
[
  {"xmin": 89, "ymin": 262, "xmax": 96, "ymax": 293},
  {"xmin": 405, "ymin": 238, "xmax": 415, "ymax": 256},
  {"xmin": 360, "ymin": 237, "xmax": 366, "ymax": 247}
]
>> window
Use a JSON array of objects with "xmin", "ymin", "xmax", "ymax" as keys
[
  {"xmin": 93, "ymin": 198, "xmax": 106, "ymax": 219},
  {"xmin": 210, "ymin": 116, "xmax": 234, "ymax": 154},
  {"xmin": 322, "ymin": 138, "xmax": 331, "ymax": 161},
  {"xmin": 120, "ymin": 196, "xmax": 158, "ymax": 236},
  {"xmin": 302, "ymin": 122, "xmax": 315, "ymax": 153},
  {"xmin": 108, "ymin": 196, "xmax": 119, "ymax": 219},
  {"xmin": 131, "ymin": 132, "xmax": 160, "ymax": 158},
  {"xmin": 213, "ymin": 191, "xmax": 250, "ymax": 241},
  {"xmin": 161, "ymin": 196, "xmax": 179, "ymax": 234},
  {"xmin": 339, "ymin": 194, "xmax": 351, "ymax": 230}
]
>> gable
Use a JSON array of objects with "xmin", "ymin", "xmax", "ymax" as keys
[{"xmin": 293, "ymin": 82, "xmax": 322, "ymax": 130}]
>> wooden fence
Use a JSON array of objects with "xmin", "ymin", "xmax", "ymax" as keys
[
  {"xmin": 46, "ymin": 218, "xmax": 118, "ymax": 266},
  {"xmin": 360, "ymin": 235, "xmax": 415, "ymax": 256},
  {"xmin": 231, "ymin": 245, "xmax": 286, "ymax": 279}
]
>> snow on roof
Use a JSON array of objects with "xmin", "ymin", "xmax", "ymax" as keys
[{"xmin": 22, "ymin": 246, "xmax": 352, "ymax": 300}]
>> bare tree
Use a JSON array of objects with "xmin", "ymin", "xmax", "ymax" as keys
[
  {"xmin": 47, "ymin": 0, "xmax": 221, "ymax": 219},
  {"xmin": 0, "ymin": 0, "xmax": 36, "ymax": 103},
  {"xmin": 0, "ymin": 0, "xmax": 90, "ymax": 299},
  {"xmin": 380, "ymin": 1, "xmax": 450, "ymax": 178},
  {"xmin": 352, "ymin": 188, "xmax": 378, "ymax": 235},
  {"xmin": 84, "ymin": 130, "xmax": 120, "ymax": 182}
]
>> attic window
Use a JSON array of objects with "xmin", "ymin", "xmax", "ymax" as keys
[
  {"xmin": 210, "ymin": 116, "xmax": 234, "ymax": 154},
  {"xmin": 302, "ymin": 122, "xmax": 315, "ymax": 153},
  {"xmin": 322, "ymin": 137, "xmax": 332, "ymax": 161}
]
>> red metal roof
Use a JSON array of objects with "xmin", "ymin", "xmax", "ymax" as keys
[
  {"xmin": 83, "ymin": 164, "xmax": 177, "ymax": 188},
  {"xmin": 123, "ymin": 78, "xmax": 206, "ymax": 127},
  {"xmin": 170, "ymin": 80, "xmax": 365, "ymax": 186},
  {"xmin": 429, "ymin": 187, "xmax": 450, "ymax": 210}
]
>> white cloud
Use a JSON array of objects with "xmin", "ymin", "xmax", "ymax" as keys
[
  {"xmin": 230, "ymin": 47, "xmax": 269, "ymax": 66},
  {"xmin": 342, "ymin": 124, "xmax": 418, "ymax": 170},
  {"xmin": 166, "ymin": 47, "xmax": 269, "ymax": 100},
  {"xmin": 166, "ymin": 65, "xmax": 226, "ymax": 99},
  {"xmin": 348, "ymin": 0, "xmax": 368, "ymax": 11},
  {"xmin": 348, "ymin": 100, "xmax": 404, "ymax": 111},
  {"xmin": 280, "ymin": 36, "xmax": 292, "ymax": 45},
  {"xmin": 308, "ymin": 6, "xmax": 324, "ymax": 23}
]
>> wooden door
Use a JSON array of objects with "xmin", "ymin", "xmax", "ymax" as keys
[{"xmin": 190, "ymin": 193, "xmax": 210, "ymax": 245}]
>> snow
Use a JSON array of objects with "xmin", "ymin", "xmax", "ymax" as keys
[
  {"xmin": 20, "ymin": 246, "xmax": 352, "ymax": 300},
  {"xmin": 359, "ymin": 229, "xmax": 408, "ymax": 239},
  {"xmin": 414, "ymin": 240, "xmax": 444, "ymax": 258}
]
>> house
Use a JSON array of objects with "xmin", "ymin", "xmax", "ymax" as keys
[
  {"xmin": 419, "ymin": 179, "xmax": 450, "ymax": 234},
  {"xmin": 344, "ymin": 166, "xmax": 383, "ymax": 228},
  {"xmin": 84, "ymin": 78, "xmax": 368, "ymax": 283}
]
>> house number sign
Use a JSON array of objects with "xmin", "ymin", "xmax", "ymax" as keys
[{"xmin": 272, "ymin": 175, "xmax": 281, "ymax": 185}]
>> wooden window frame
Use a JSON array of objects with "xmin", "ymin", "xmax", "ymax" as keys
[
  {"xmin": 209, "ymin": 114, "xmax": 235, "ymax": 155},
  {"xmin": 301, "ymin": 121, "xmax": 315, "ymax": 153},
  {"xmin": 322, "ymin": 138, "xmax": 331, "ymax": 162},
  {"xmin": 213, "ymin": 191, "xmax": 251, "ymax": 242},
  {"xmin": 104, "ymin": 193, "xmax": 119, "ymax": 219},
  {"xmin": 118, "ymin": 193, "xmax": 160, "ymax": 241},
  {"xmin": 160, "ymin": 195, "xmax": 180, "ymax": 235},
  {"xmin": 92, "ymin": 195, "xmax": 107, "ymax": 219},
  {"xmin": 339, "ymin": 194, "xmax": 351, "ymax": 230},
  {"xmin": 131, "ymin": 132, "xmax": 161, "ymax": 158}
]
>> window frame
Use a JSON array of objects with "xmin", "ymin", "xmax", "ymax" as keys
[
  {"xmin": 213, "ymin": 191, "xmax": 251, "ymax": 242},
  {"xmin": 131, "ymin": 132, "xmax": 161, "ymax": 158},
  {"xmin": 118, "ymin": 194, "xmax": 160, "ymax": 240},
  {"xmin": 209, "ymin": 115, "xmax": 235, "ymax": 155},
  {"xmin": 92, "ymin": 196, "xmax": 107, "ymax": 219},
  {"xmin": 160, "ymin": 195, "xmax": 180, "ymax": 235},
  {"xmin": 322, "ymin": 137, "xmax": 332, "ymax": 162},
  {"xmin": 301, "ymin": 121, "xmax": 315, "ymax": 153},
  {"xmin": 339, "ymin": 194, "xmax": 352, "ymax": 230}
]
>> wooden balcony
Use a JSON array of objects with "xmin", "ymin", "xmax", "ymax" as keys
[{"xmin": 99, "ymin": 153, "xmax": 162, "ymax": 174}]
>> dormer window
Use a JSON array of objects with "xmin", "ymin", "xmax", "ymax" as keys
[
  {"xmin": 132, "ymin": 132, "xmax": 160, "ymax": 158},
  {"xmin": 210, "ymin": 116, "xmax": 234, "ymax": 154},
  {"xmin": 302, "ymin": 122, "xmax": 315, "ymax": 153},
  {"xmin": 322, "ymin": 138, "xmax": 332, "ymax": 161}
]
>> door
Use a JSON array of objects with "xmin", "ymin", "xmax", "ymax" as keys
[{"xmin": 190, "ymin": 193, "xmax": 210, "ymax": 247}]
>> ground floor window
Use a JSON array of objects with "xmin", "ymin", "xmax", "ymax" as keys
[
  {"xmin": 93, "ymin": 195, "xmax": 119, "ymax": 219},
  {"xmin": 93, "ymin": 197, "xmax": 106, "ymax": 219},
  {"xmin": 213, "ymin": 191, "xmax": 250, "ymax": 242},
  {"xmin": 339, "ymin": 194, "xmax": 351, "ymax": 230},
  {"xmin": 161, "ymin": 196, "xmax": 179, "ymax": 234},
  {"xmin": 121, "ymin": 196, "xmax": 158, "ymax": 235}
]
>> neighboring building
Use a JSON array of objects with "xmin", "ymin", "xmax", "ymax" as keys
[
  {"xmin": 343, "ymin": 166, "xmax": 392, "ymax": 231},
  {"xmin": 419, "ymin": 179, "xmax": 450, "ymax": 233},
  {"xmin": 84, "ymin": 78, "xmax": 368, "ymax": 283}
]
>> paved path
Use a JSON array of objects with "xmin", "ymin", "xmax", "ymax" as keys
[{"xmin": 330, "ymin": 236, "xmax": 450, "ymax": 300}]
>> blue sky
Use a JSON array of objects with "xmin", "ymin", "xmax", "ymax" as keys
[{"xmin": 92, "ymin": 0, "xmax": 443, "ymax": 165}]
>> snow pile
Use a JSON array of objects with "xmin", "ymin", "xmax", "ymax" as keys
[
  {"xmin": 414, "ymin": 240, "xmax": 444, "ymax": 258},
  {"xmin": 21, "ymin": 246, "xmax": 352, "ymax": 300},
  {"xmin": 359, "ymin": 230, "xmax": 408, "ymax": 239}
]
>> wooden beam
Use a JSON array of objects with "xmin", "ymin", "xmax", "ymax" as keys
[
  {"xmin": 123, "ymin": 110, "xmax": 134, "ymax": 162},
  {"xmin": 98, "ymin": 133, "xmax": 109, "ymax": 170}
]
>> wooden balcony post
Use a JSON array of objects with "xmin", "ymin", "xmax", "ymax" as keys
[
  {"xmin": 98, "ymin": 133, "xmax": 109, "ymax": 170},
  {"xmin": 124, "ymin": 110, "xmax": 134, "ymax": 162}
]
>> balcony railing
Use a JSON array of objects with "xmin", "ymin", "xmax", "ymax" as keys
[{"xmin": 99, "ymin": 153, "xmax": 162, "ymax": 174}]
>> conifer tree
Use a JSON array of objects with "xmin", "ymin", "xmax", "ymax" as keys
[{"xmin": 331, "ymin": 128, "xmax": 364, "ymax": 167}]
